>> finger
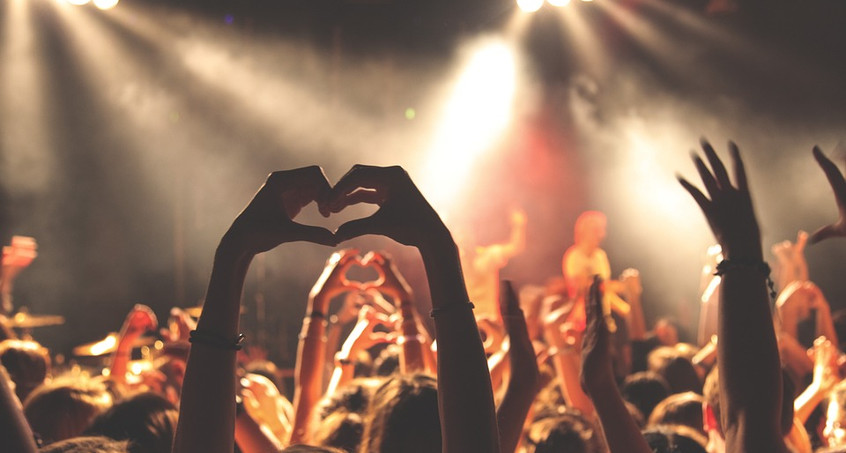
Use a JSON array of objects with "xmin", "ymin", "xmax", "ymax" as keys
[
  {"xmin": 330, "ymin": 189, "xmax": 384, "ymax": 214},
  {"xmin": 677, "ymin": 176, "xmax": 712, "ymax": 213},
  {"xmin": 329, "ymin": 165, "xmax": 387, "ymax": 211},
  {"xmin": 693, "ymin": 154, "xmax": 720, "ymax": 198},
  {"xmin": 335, "ymin": 215, "xmax": 382, "ymax": 243},
  {"xmin": 728, "ymin": 141, "xmax": 749, "ymax": 192},
  {"xmin": 287, "ymin": 222, "xmax": 337, "ymax": 247},
  {"xmin": 809, "ymin": 223, "xmax": 840, "ymax": 245},
  {"xmin": 586, "ymin": 276, "xmax": 607, "ymax": 340},
  {"xmin": 814, "ymin": 146, "xmax": 846, "ymax": 210},
  {"xmin": 701, "ymin": 139, "xmax": 731, "ymax": 189},
  {"xmin": 499, "ymin": 280, "xmax": 520, "ymax": 318}
]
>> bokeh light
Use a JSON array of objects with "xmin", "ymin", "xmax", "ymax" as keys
[{"xmin": 517, "ymin": 0, "xmax": 544, "ymax": 13}]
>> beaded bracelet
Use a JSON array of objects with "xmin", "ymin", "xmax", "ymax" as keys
[
  {"xmin": 714, "ymin": 258, "xmax": 778, "ymax": 301},
  {"xmin": 189, "ymin": 329, "xmax": 245, "ymax": 351},
  {"xmin": 430, "ymin": 302, "xmax": 475, "ymax": 318}
]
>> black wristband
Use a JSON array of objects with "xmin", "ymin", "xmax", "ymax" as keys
[
  {"xmin": 189, "ymin": 329, "xmax": 245, "ymax": 350},
  {"xmin": 430, "ymin": 302, "xmax": 475, "ymax": 318},
  {"xmin": 714, "ymin": 258, "xmax": 777, "ymax": 301}
]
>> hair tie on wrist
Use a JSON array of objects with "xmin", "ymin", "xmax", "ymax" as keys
[
  {"xmin": 714, "ymin": 258, "xmax": 777, "ymax": 301},
  {"xmin": 430, "ymin": 302, "xmax": 475, "ymax": 318},
  {"xmin": 306, "ymin": 310, "xmax": 326, "ymax": 319},
  {"xmin": 189, "ymin": 329, "xmax": 245, "ymax": 350}
]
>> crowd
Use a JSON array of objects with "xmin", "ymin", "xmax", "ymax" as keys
[{"xmin": 1, "ymin": 142, "xmax": 846, "ymax": 453}]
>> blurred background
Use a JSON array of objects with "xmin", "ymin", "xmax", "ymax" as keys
[{"xmin": 1, "ymin": 0, "xmax": 845, "ymax": 365}]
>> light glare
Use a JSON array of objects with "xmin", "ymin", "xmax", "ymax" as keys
[
  {"xmin": 517, "ymin": 0, "xmax": 544, "ymax": 13},
  {"xmin": 66, "ymin": 0, "xmax": 90, "ymax": 5},
  {"xmin": 548, "ymin": 0, "xmax": 571, "ymax": 6},
  {"xmin": 94, "ymin": 0, "xmax": 119, "ymax": 10}
]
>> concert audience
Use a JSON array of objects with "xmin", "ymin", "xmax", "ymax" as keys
[{"xmin": 1, "ymin": 144, "xmax": 846, "ymax": 453}]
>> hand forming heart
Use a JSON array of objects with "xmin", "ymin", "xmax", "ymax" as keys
[{"xmin": 222, "ymin": 164, "xmax": 448, "ymax": 256}]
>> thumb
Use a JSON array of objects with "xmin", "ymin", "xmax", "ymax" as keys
[
  {"xmin": 335, "ymin": 215, "xmax": 381, "ymax": 243},
  {"xmin": 288, "ymin": 222, "xmax": 337, "ymax": 247},
  {"xmin": 809, "ymin": 223, "xmax": 840, "ymax": 245}
]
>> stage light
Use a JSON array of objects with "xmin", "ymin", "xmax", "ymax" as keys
[
  {"xmin": 548, "ymin": 0, "xmax": 572, "ymax": 6},
  {"xmin": 93, "ymin": 0, "xmax": 119, "ymax": 10},
  {"xmin": 517, "ymin": 0, "xmax": 544, "ymax": 13}
]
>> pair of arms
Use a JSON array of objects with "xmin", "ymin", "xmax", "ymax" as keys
[{"xmin": 173, "ymin": 165, "xmax": 499, "ymax": 453}]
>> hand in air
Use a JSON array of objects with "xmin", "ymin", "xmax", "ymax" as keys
[
  {"xmin": 326, "ymin": 165, "xmax": 447, "ymax": 247},
  {"xmin": 580, "ymin": 276, "xmax": 612, "ymax": 394},
  {"xmin": 223, "ymin": 166, "xmax": 336, "ymax": 254},
  {"xmin": 810, "ymin": 147, "xmax": 846, "ymax": 244},
  {"xmin": 678, "ymin": 140, "xmax": 761, "ymax": 261}
]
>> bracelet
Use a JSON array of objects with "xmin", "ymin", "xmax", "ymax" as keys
[
  {"xmin": 334, "ymin": 354, "xmax": 353, "ymax": 366},
  {"xmin": 714, "ymin": 258, "xmax": 777, "ymax": 301},
  {"xmin": 306, "ymin": 310, "xmax": 326, "ymax": 319},
  {"xmin": 189, "ymin": 329, "xmax": 245, "ymax": 351},
  {"xmin": 430, "ymin": 302, "xmax": 475, "ymax": 318}
]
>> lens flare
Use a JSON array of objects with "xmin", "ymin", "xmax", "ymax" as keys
[
  {"xmin": 517, "ymin": 0, "xmax": 544, "ymax": 13},
  {"xmin": 93, "ymin": 0, "xmax": 119, "ymax": 10}
]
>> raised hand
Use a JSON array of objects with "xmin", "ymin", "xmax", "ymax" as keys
[
  {"xmin": 327, "ymin": 165, "xmax": 448, "ymax": 247},
  {"xmin": 810, "ymin": 146, "xmax": 846, "ymax": 244},
  {"xmin": 360, "ymin": 251, "xmax": 413, "ymax": 303},
  {"xmin": 678, "ymin": 140, "xmax": 761, "ymax": 261},
  {"xmin": 308, "ymin": 249, "xmax": 363, "ymax": 311},
  {"xmin": 121, "ymin": 304, "xmax": 158, "ymax": 338},
  {"xmin": 222, "ymin": 166, "xmax": 336, "ymax": 254},
  {"xmin": 580, "ymin": 276, "xmax": 612, "ymax": 394}
]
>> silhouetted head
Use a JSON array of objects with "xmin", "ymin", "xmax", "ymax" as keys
[
  {"xmin": 648, "ymin": 392, "xmax": 706, "ymax": 437},
  {"xmin": 24, "ymin": 376, "xmax": 113, "ymax": 445},
  {"xmin": 0, "ymin": 339, "xmax": 50, "ymax": 402},
  {"xmin": 525, "ymin": 410, "xmax": 603, "ymax": 453},
  {"xmin": 621, "ymin": 371, "xmax": 671, "ymax": 420},
  {"xmin": 38, "ymin": 436, "xmax": 128, "ymax": 453},
  {"xmin": 642, "ymin": 425, "xmax": 708, "ymax": 453},
  {"xmin": 360, "ymin": 374, "xmax": 440, "ymax": 453},
  {"xmin": 85, "ymin": 392, "xmax": 178, "ymax": 453}
]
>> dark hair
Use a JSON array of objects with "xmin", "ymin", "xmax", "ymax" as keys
[
  {"xmin": 38, "ymin": 436, "xmax": 128, "ymax": 453},
  {"xmin": 0, "ymin": 339, "xmax": 50, "ymax": 402},
  {"xmin": 24, "ymin": 377, "xmax": 113, "ymax": 444},
  {"xmin": 360, "ymin": 374, "xmax": 440, "ymax": 453},
  {"xmin": 282, "ymin": 446, "xmax": 346, "ymax": 453},
  {"xmin": 648, "ymin": 392, "xmax": 706, "ymax": 436},
  {"xmin": 373, "ymin": 345, "xmax": 401, "ymax": 377},
  {"xmin": 525, "ymin": 410, "xmax": 603, "ymax": 453},
  {"xmin": 647, "ymin": 348, "xmax": 701, "ymax": 395},
  {"xmin": 312, "ymin": 411, "xmax": 364, "ymax": 453},
  {"xmin": 85, "ymin": 392, "xmax": 178, "ymax": 453},
  {"xmin": 621, "ymin": 371, "xmax": 671, "ymax": 420},
  {"xmin": 319, "ymin": 378, "xmax": 383, "ymax": 420},
  {"xmin": 642, "ymin": 426, "xmax": 708, "ymax": 453}
]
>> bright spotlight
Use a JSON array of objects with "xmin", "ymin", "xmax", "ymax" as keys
[
  {"xmin": 548, "ymin": 0, "xmax": 572, "ymax": 6},
  {"xmin": 93, "ymin": 0, "xmax": 119, "ymax": 9},
  {"xmin": 517, "ymin": 0, "xmax": 544, "ymax": 13},
  {"xmin": 66, "ymin": 0, "xmax": 90, "ymax": 5}
]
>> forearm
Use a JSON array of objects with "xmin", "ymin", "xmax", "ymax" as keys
[
  {"xmin": 544, "ymin": 324, "xmax": 595, "ymax": 418},
  {"xmin": 585, "ymin": 377, "xmax": 652, "ymax": 453},
  {"xmin": 290, "ymin": 301, "xmax": 329, "ymax": 443},
  {"xmin": 0, "ymin": 368, "xmax": 37, "ymax": 453},
  {"xmin": 719, "ymin": 267, "xmax": 788, "ymax": 451},
  {"xmin": 174, "ymin": 244, "xmax": 253, "ymax": 453},
  {"xmin": 398, "ymin": 306, "xmax": 426, "ymax": 373},
  {"xmin": 497, "ymin": 314, "xmax": 539, "ymax": 453},
  {"xmin": 420, "ymin": 237, "xmax": 500, "ymax": 453},
  {"xmin": 235, "ymin": 409, "xmax": 284, "ymax": 453}
]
